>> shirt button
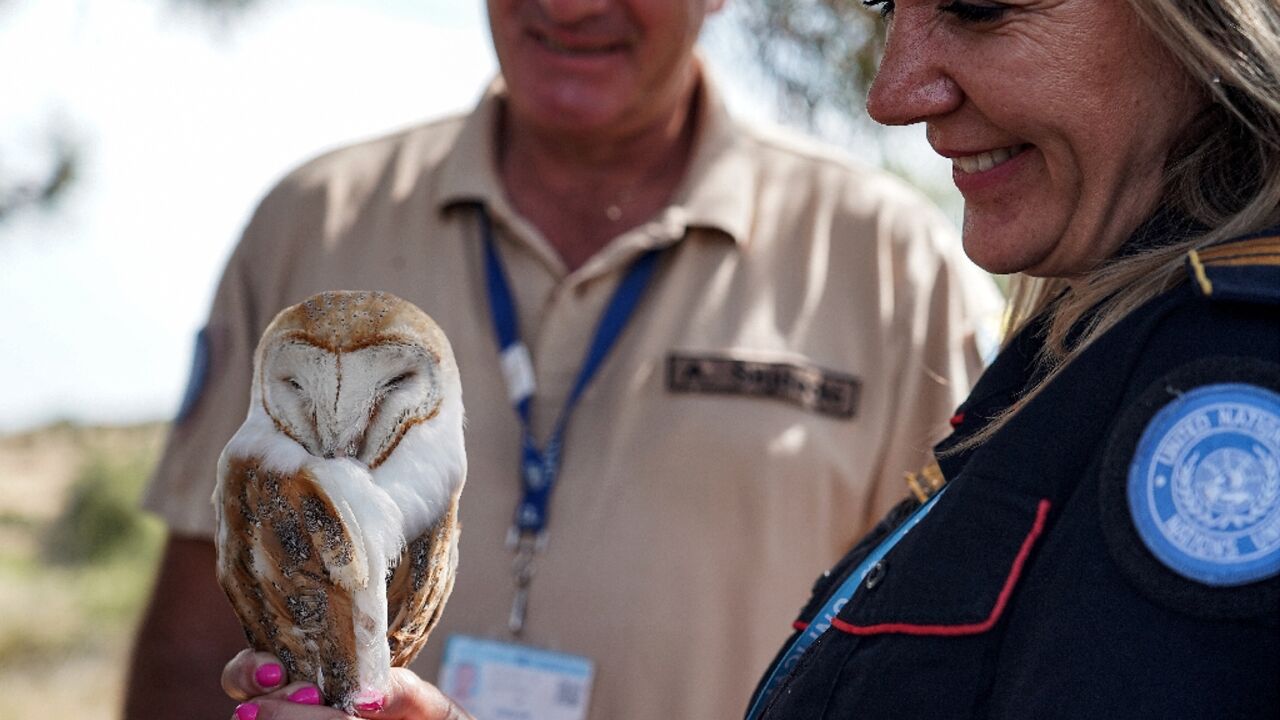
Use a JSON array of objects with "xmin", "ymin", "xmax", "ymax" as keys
[{"xmin": 864, "ymin": 561, "xmax": 887, "ymax": 590}]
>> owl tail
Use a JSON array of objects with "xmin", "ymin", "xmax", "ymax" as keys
[
  {"xmin": 314, "ymin": 461, "xmax": 406, "ymax": 710},
  {"xmin": 347, "ymin": 564, "xmax": 393, "ymax": 707}
]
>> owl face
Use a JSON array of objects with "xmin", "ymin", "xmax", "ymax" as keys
[
  {"xmin": 253, "ymin": 291, "xmax": 458, "ymax": 470},
  {"xmin": 261, "ymin": 339, "xmax": 441, "ymax": 467}
]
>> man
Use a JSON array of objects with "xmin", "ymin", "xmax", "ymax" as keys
[{"xmin": 124, "ymin": 0, "xmax": 1001, "ymax": 717}]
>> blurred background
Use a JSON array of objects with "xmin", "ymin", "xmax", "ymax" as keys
[{"xmin": 0, "ymin": 0, "xmax": 956, "ymax": 716}]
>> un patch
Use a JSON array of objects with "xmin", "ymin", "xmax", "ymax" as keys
[{"xmin": 1127, "ymin": 383, "xmax": 1280, "ymax": 587}]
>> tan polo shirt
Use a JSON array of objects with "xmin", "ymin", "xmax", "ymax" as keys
[{"xmin": 145, "ymin": 74, "xmax": 1002, "ymax": 719}]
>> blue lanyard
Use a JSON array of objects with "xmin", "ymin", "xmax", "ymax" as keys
[
  {"xmin": 479, "ymin": 207, "xmax": 663, "ymax": 540},
  {"xmin": 745, "ymin": 487, "xmax": 948, "ymax": 720}
]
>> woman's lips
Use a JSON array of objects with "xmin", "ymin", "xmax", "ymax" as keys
[
  {"xmin": 946, "ymin": 143, "xmax": 1034, "ymax": 196},
  {"xmin": 951, "ymin": 144, "xmax": 1031, "ymax": 174}
]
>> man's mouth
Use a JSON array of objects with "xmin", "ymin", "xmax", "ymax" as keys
[{"xmin": 533, "ymin": 31, "xmax": 626, "ymax": 55}]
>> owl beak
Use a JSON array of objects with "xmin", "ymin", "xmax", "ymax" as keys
[
  {"xmin": 318, "ymin": 412, "xmax": 365, "ymax": 460},
  {"xmin": 321, "ymin": 439, "xmax": 362, "ymax": 460},
  {"xmin": 319, "ymin": 432, "xmax": 345, "ymax": 459}
]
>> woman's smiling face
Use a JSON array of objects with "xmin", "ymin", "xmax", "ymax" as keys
[{"xmin": 866, "ymin": 0, "xmax": 1208, "ymax": 277}]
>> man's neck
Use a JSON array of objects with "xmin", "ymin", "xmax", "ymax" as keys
[{"xmin": 498, "ymin": 80, "xmax": 702, "ymax": 272}]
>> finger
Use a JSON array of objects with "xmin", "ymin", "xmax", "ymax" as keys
[
  {"xmin": 232, "ymin": 698, "xmax": 347, "ymax": 720},
  {"xmin": 278, "ymin": 684, "xmax": 325, "ymax": 706},
  {"xmin": 222, "ymin": 649, "xmax": 288, "ymax": 701},
  {"xmin": 232, "ymin": 683, "xmax": 339, "ymax": 720},
  {"xmin": 355, "ymin": 669, "xmax": 475, "ymax": 720}
]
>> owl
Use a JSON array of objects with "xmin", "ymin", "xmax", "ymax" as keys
[{"xmin": 212, "ymin": 290, "xmax": 466, "ymax": 711}]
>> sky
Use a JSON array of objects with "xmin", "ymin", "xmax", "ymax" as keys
[{"xmin": 0, "ymin": 0, "xmax": 949, "ymax": 434}]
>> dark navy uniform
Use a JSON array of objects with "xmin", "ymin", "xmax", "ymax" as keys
[{"xmin": 748, "ymin": 229, "xmax": 1280, "ymax": 719}]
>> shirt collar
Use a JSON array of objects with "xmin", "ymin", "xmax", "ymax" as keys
[{"xmin": 430, "ymin": 76, "xmax": 508, "ymax": 215}]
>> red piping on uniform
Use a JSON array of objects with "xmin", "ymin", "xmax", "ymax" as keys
[
  {"xmin": 949, "ymin": 412, "xmax": 965, "ymax": 428},
  {"xmin": 831, "ymin": 498, "xmax": 1051, "ymax": 637},
  {"xmin": 793, "ymin": 620, "xmax": 808, "ymax": 632}
]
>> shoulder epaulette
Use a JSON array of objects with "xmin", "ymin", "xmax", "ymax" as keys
[{"xmin": 1186, "ymin": 235, "xmax": 1280, "ymax": 304}]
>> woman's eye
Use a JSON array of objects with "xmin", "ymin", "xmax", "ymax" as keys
[
  {"xmin": 862, "ymin": 0, "xmax": 895, "ymax": 18},
  {"xmin": 862, "ymin": 1, "xmax": 1008, "ymax": 23},
  {"xmin": 939, "ymin": 1, "xmax": 1009, "ymax": 23}
]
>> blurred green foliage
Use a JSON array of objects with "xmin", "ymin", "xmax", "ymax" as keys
[
  {"xmin": 0, "ymin": 425, "xmax": 165, "ymax": 676},
  {"xmin": 42, "ymin": 451, "xmax": 158, "ymax": 565},
  {"xmin": 735, "ymin": 0, "xmax": 884, "ymax": 133}
]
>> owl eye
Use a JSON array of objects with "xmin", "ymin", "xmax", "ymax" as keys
[
  {"xmin": 383, "ymin": 372, "xmax": 415, "ymax": 390},
  {"xmin": 284, "ymin": 377, "xmax": 304, "ymax": 392}
]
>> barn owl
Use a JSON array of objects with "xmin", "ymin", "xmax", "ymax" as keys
[{"xmin": 213, "ymin": 290, "xmax": 466, "ymax": 711}]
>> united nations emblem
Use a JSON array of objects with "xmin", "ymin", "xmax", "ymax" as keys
[{"xmin": 1128, "ymin": 383, "xmax": 1280, "ymax": 586}]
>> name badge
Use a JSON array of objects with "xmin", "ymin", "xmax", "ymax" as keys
[
  {"xmin": 666, "ymin": 353, "xmax": 860, "ymax": 419},
  {"xmin": 439, "ymin": 635, "xmax": 594, "ymax": 720}
]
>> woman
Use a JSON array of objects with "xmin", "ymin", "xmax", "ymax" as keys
[
  {"xmin": 745, "ymin": 0, "xmax": 1280, "ymax": 717},
  {"xmin": 220, "ymin": 0, "xmax": 1279, "ymax": 717}
]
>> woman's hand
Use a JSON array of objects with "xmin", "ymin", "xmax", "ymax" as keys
[{"xmin": 221, "ymin": 649, "xmax": 474, "ymax": 720}]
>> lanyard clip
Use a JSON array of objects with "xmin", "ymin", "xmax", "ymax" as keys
[{"xmin": 507, "ymin": 528, "xmax": 547, "ymax": 637}]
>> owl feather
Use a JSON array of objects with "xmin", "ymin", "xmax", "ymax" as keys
[{"xmin": 213, "ymin": 290, "xmax": 466, "ymax": 711}]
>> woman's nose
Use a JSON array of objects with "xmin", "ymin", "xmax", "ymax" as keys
[{"xmin": 866, "ymin": 19, "xmax": 962, "ymax": 126}]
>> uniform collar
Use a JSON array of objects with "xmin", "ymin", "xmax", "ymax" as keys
[
  {"xmin": 937, "ymin": 205, "xmax": 1219, "ymax": 475},
  {"xmin": 430, "ymin": 64, "xmax": 756, "ymax": 253},
  {"xmin": 934, "ymin": 311, "xmax": 1046, "ymax": 478},
  {"xmin": 952, "ymin": 204, "xmax": 1205, "ymax": 430}
]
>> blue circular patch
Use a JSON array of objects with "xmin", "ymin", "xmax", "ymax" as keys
[{"xmin": 1128, "ymin": 383, "xmax": 1280, "ymax": 586}]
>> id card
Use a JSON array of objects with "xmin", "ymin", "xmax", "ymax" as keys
[{"xmin": 438, "ymin": 635, "xmax": 594, "ymax": 720}]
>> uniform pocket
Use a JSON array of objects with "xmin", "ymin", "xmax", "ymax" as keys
[
  {"xmin": 759, "ymin": 477, "xmax": 1052, "ymax": 719},
  {"xmin": 833, "ymin": 486, "xmax": 1050, "ymax": 635}
]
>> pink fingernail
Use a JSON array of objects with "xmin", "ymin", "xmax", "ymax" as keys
[
  {"xmin": 235, "ymin": 703, "xmax": 259, "ymax": 720},
  {"xmin": 254, "ymin": 663, "xmax": 284, "ymax": 688},
  {"xmin": 287, "ymin": 686, "xmax": 323, "ymax": 705},
  {"xmin": 355, "ymin": 689, "xmax": 386, "ymax": 712}
]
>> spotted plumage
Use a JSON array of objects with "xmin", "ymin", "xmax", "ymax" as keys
[{"xmin": 213, "ymin": 290, "xmax": 466, "ymax": 711}]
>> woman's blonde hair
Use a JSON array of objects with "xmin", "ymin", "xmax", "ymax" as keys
[{"xmin": 969, "ymin": 0, "xmax": 1280, "ymax": 445}]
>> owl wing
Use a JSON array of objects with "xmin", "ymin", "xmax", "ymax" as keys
[
  {"xmin": 215, "ymin": 454, "xmax": 369, "ymax": 705},
  {"xmin": 385, "ymin": 490, "xmax": 462, "ymax": 666}
]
